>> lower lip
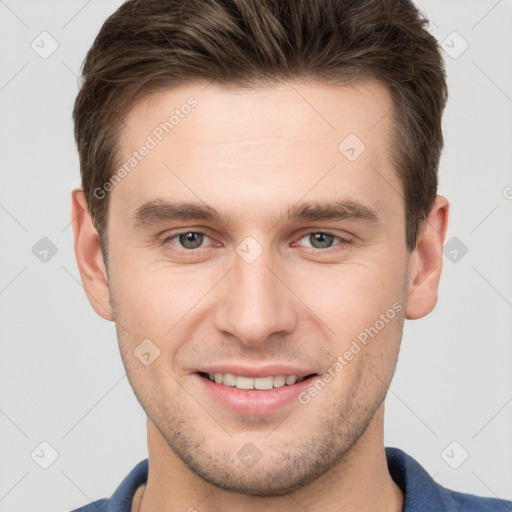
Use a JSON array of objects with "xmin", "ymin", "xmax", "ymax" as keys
[{"xmin": 194, "ymin": 373, "xmax": 318, "ymax": 415}]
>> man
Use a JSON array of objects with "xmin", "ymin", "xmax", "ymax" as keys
[{"xmin": 69, "ymin": 0, "xmax": 511, "ymax": 511}]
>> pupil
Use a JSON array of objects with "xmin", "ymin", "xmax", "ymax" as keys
[
  {"xmin": 180, "ymin": 232, "xmax": 203, "ymax": 249},
  {"xmin": 311, "ymin": 233, "xmax": 333, "ymax": 249}
]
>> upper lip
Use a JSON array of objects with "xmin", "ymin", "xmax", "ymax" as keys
[{"xmin": 194, "ymin": 364, "xmax": 317, "ymax": 379}]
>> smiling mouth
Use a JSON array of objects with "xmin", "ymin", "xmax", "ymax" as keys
[{"xmin": 198, "ymin": 371, "xmax": 317, "ymax": 390}]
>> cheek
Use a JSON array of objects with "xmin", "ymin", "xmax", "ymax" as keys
[
  {"xmin": 291, "ymin": 254, "xmax": 406, "ymax": 338},
  {"xmin": 110, "ymin": 260, "xmax": 213, "ymax": 331}
]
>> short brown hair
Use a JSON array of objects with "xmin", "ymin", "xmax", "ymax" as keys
[{"xmin": 73, "ymin": 0, "xmax": 447, "ymax": 265}]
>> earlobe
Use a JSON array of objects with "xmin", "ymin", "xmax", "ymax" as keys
[
  {"xmin": 405, "ymin": 195, "xmax": 450, "ymax": 320},
  {"xmin": 71, "ymin": 188, "xmax": 114, "ymax": 321}
]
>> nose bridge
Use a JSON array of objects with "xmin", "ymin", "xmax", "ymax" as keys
[{"xmin": 214, "ymin": 244, "xmax": 296, "ymax": 345}]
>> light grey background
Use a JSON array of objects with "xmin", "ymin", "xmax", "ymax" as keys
[{"xmin": 0, "ymin": 1, "xmax": 511, "ymax": 511}]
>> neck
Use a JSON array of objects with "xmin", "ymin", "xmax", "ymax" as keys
[{"xmin": 138, "ymin": 407, "xmax": 403, "ymax": 512}]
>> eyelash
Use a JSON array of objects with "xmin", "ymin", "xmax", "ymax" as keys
[{"xmin": 160, "ymin": 230, "xmax": 351, "ymax": 253}]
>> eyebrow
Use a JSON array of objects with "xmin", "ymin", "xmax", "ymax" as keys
[{"xmin": 129, "ymin": 198, "xmax": 382, "ymax": 227}]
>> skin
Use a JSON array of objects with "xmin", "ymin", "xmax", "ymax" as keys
[{"xmin": 71, "ymin": 79, "xmax": 449, "ymax": 512}]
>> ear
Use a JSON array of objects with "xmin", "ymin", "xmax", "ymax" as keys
[
  {"xmin": 405, "ymin": 195, "xmax": 450, "ymax": 320},
  {"xmin": 71, "ymin": 188, "xmax": 114, "ymax": 321}
]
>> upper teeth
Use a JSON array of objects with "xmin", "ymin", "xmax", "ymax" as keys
[{"xmin": 208, "ymin": 373, "xmax": 299, "ymax": 390}]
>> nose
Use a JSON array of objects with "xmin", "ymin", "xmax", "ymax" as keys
[{"xmin": 214, "ymin": 245, "xmax": 298, "ymax": 347}]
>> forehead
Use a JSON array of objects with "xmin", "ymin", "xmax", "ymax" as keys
[
  {"xmin": 127, "ymin": 78, "xmax": 393, "ymax": 142},
  {"xmin": 111, "ymin": 79, "xmax": 399, "ymax": 227}
]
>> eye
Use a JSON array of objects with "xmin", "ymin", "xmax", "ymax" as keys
[
  {"xmin": 161, "ymin": 230, "xmax": 350, "ymax": 253},
  {"xmin": 296, "ymin": 232, "xmax": 348, "ymax": 250},
  {"xmin": 164, "ymin": 231, "xmax": 212, "ymax": 250}
]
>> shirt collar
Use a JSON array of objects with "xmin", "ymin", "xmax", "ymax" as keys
[{"xmin": 386, "ymin": 446, "xmax": 444, "ymax": 511}]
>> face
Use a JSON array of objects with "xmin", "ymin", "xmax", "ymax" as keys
[{"xmin": 92, "ymin": 80, "xmax": 414, "ymax": 494}]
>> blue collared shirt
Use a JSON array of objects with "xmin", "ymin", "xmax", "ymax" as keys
[{"xmin": 71, "ymin": 447, "xmax": 511, "ymax": 511}]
